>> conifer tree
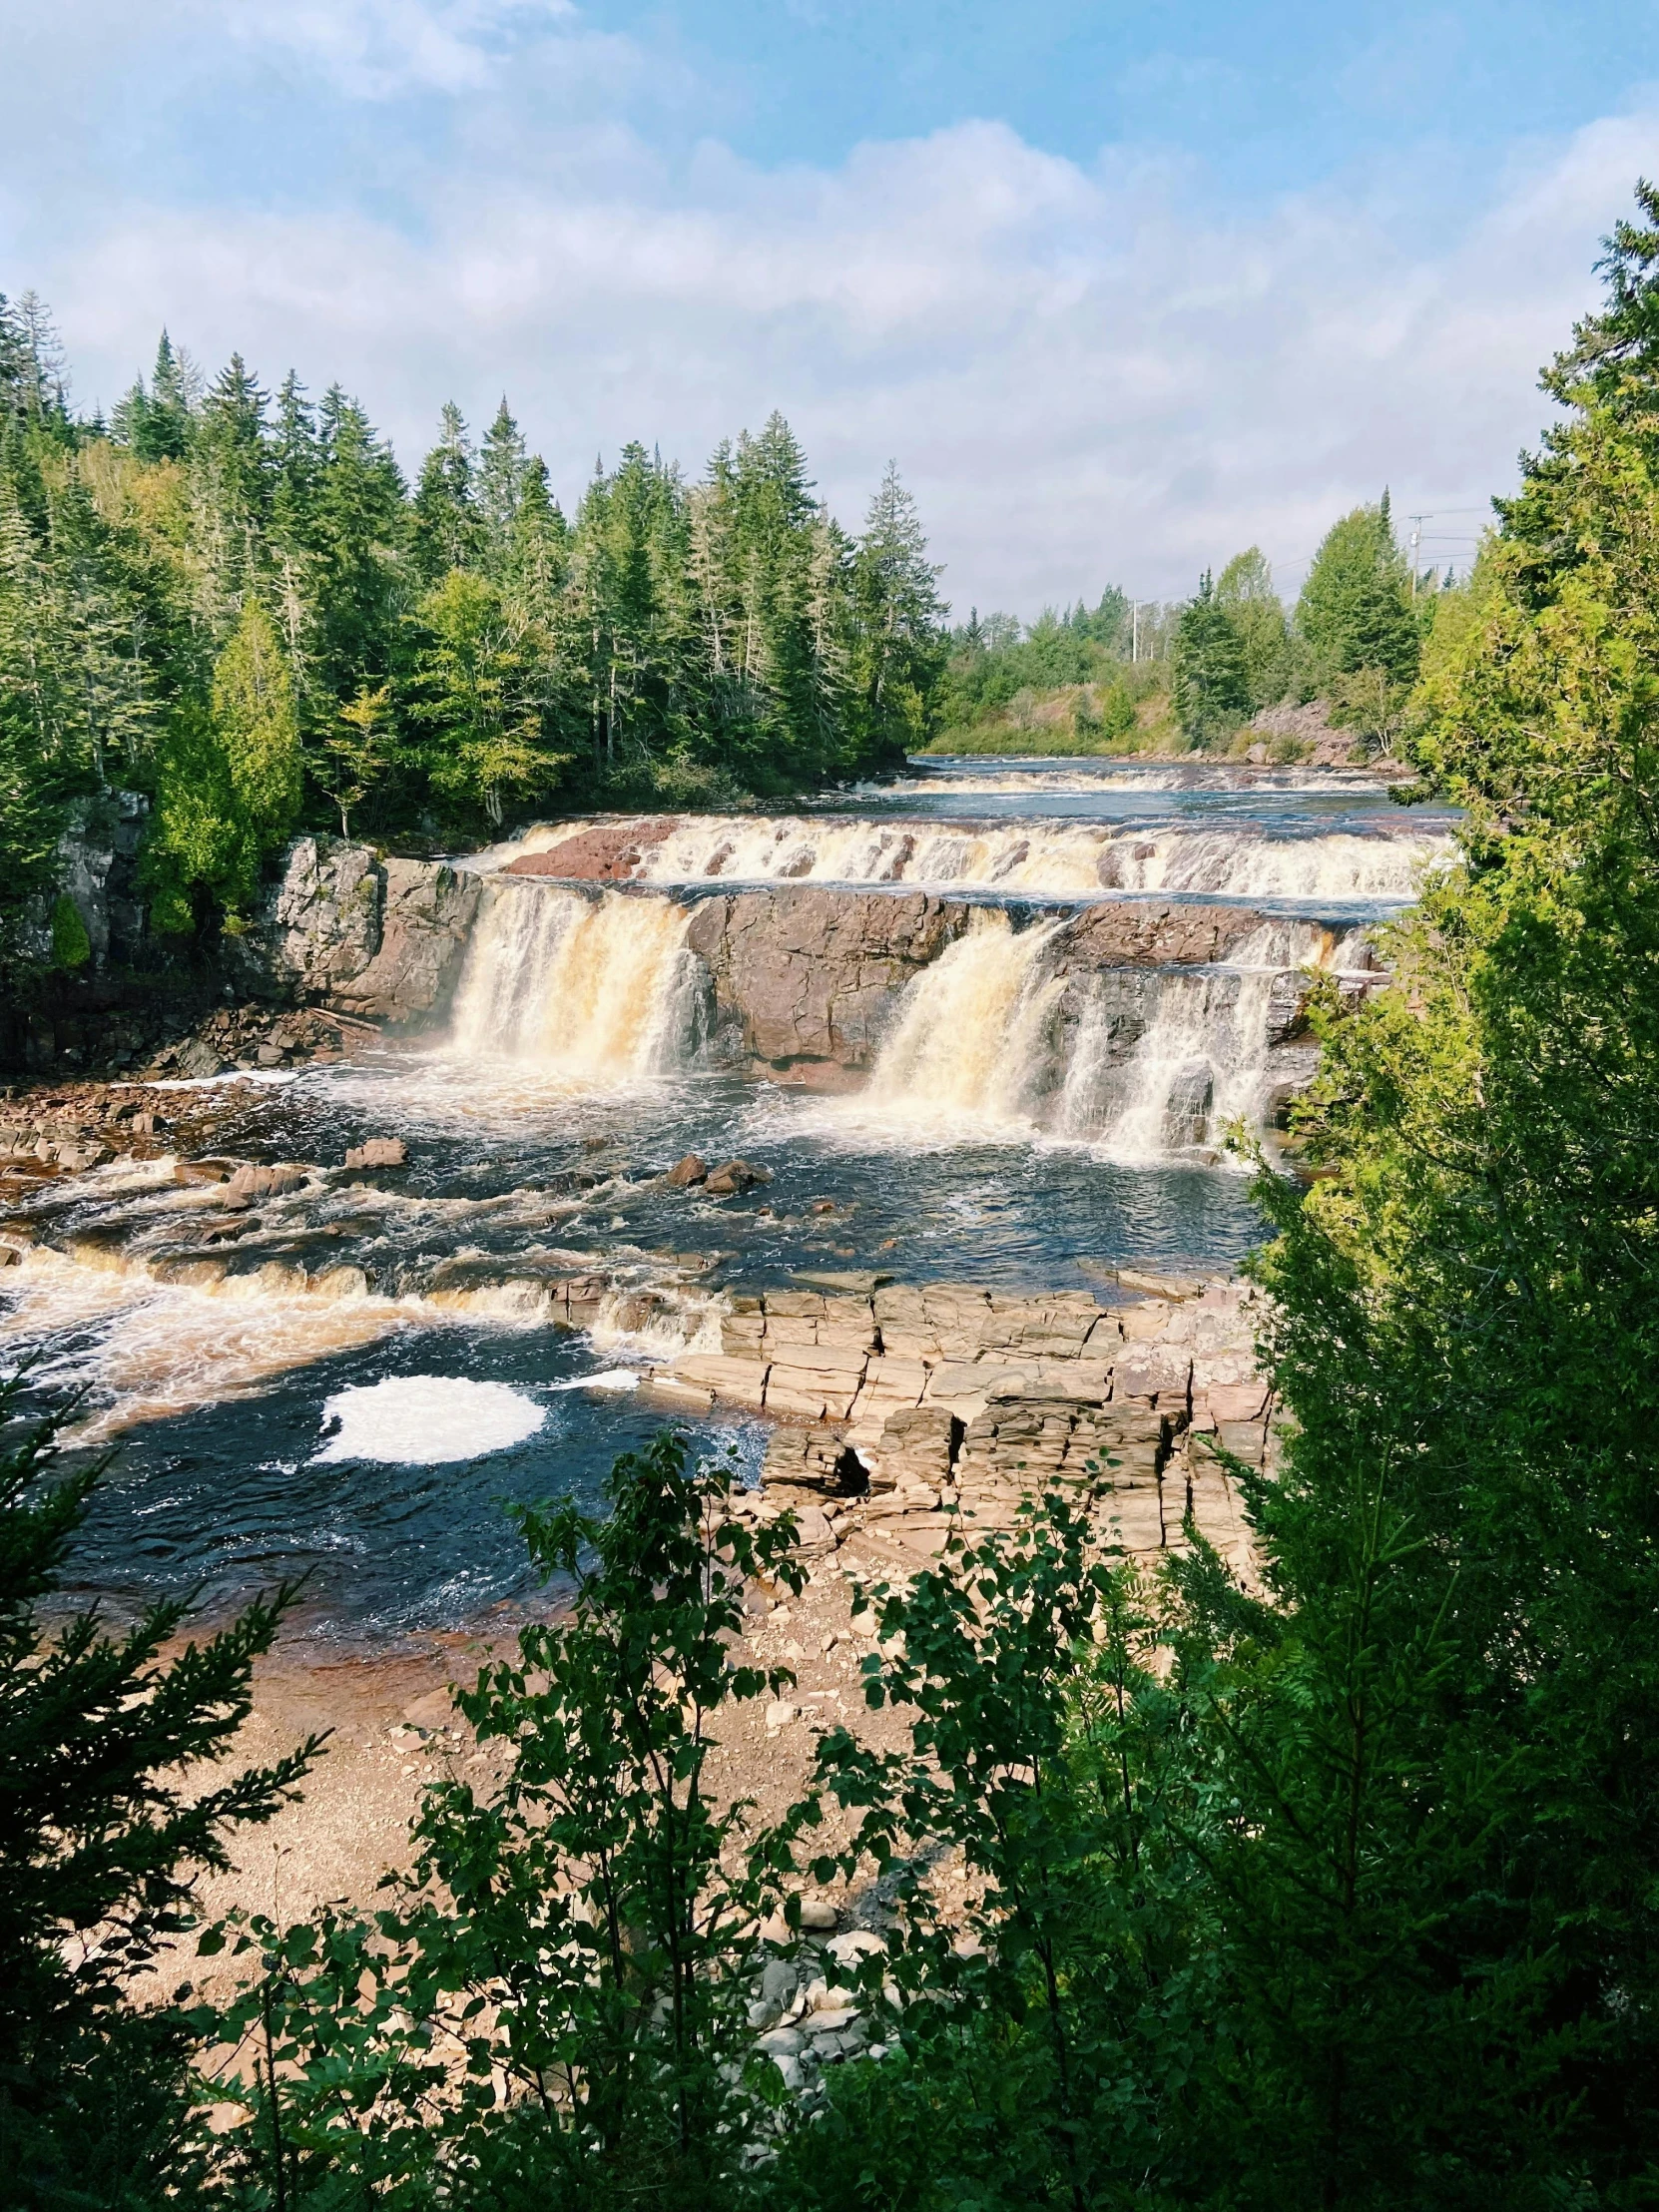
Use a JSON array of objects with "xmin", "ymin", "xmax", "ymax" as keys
[
  {"xmin": 1295, "ymin": 496, "xmax": 1418, "ymax": 696},
  {"xmin": 852, "ymin": 460, "xmax": 945, "ymax": 762},
  {"xmin": 412, "ymin": 400, "xmax": 481, "ymax": 583},
  {"xmin": 1171, "ymin": 570, "xmax": 1249, "ymax": 743},
  {"xmin": 0, "ymin": 1377, "xmax": 318, "ymax": 2208},
  {"xmin": 477, "ymin": 397, "xmax": 530, "ymax": 573}
]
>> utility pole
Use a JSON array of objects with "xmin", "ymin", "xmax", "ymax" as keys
[{"xmin": 1407, "ymin": 514, "xmax": 1428, "ymax": 598}]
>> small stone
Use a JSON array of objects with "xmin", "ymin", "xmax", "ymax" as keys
[
  {"xmin": 765, "ymin": 1700, "xmax": 798, "ymax": 1731},
  {"xmin": 756, "ymin": 2025, "xmax": 804, "ymax": 2058},
  {"xmin": 797, "ymin": 1896, "xmax": 838, "ymax": 1933},
  {"xmin": 0, "ymin": 1246, "xmax": 19, "ymax": 1269},
  {"xmin": 402, "ymin": 1688, "xmax": 452, "ymax": 1732},
  {"xmin": 704, "ymin": 1157, "xmax": 772, "ymax": 1197}
]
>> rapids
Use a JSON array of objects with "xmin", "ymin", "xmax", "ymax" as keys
[{"xmin": 2, "ymin": 759, "xmax": 1452, "ymax": 1640}]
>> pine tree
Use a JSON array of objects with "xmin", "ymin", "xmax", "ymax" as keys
[
  {"xmin": 1172, "ymin": 571, "xmax": 1250, "ymax": 744},
  {"xmin": 851, "ymin": 460, "xmax": 945, "ymax": 765},
  {"xmin": 411, "ymin": 400, "xmax": 480, "ymax": 583}
]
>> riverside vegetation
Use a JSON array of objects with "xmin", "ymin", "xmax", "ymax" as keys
[{"xmin": 4, "ymin": 189, "xmax": 1659, "ymax": 2207}]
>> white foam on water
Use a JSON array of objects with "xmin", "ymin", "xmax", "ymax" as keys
[
  {"xmin": 480, "ymin": 812, "xmax": 1448, "ymax": 905},
  {"xmin": 313, "ymin": 1376, "xmax": 548, "ymax": 1464},
  {"xmin": 547, "ymin": 1368, "xmax": 640, "ymax": 1393}
]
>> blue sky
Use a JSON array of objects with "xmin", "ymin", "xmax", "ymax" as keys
[{"xmin": 3, "ymin": 1, "xmax": 1656, "ymax": 612}]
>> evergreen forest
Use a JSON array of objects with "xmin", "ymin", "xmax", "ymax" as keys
[
  {"xmin": 0, "ymin": 322, "xmax": 945, "ymax": 946},
  {"xmin": 2, "ymin": 294, "xmax": 1473, "ymax": 968}
]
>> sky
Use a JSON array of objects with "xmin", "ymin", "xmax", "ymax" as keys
[{"xmin": 3, "ymin": 1, "xmax": 1657, "ymax": 616}]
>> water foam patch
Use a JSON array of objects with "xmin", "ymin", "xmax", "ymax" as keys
[{"xmin": 314, "ymin": 1376, "xmax": 547, "ymax": 1464}]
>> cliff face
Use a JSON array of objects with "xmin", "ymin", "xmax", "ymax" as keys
[
  {"xmin": 684, "ymin": 888, "xmax": 970, "ymax": 1077},
  {"xmin": 238, "ymin": 842, "xmax": 1338, "ymax": 1140},
  {"xmin": 238, "ymin": 838, "xmax": 480, "ymax": 1022}
]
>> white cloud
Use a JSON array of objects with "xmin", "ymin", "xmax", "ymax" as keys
[
  {"xmin": 224, "ymin": 0, "xmax": 579, "ymax": 99},
  {"xmin": 11, "ymin": 83, "xmax": 1658, "ymax": 612}
]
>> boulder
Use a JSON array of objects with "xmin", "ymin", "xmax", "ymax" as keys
[
  {"xmin": 226, "ymin": 1163, "xmax": 309, "ymax": 1200},
  {"xmin": 704, "ymin": 1156, "xmax": 771, "ymax": 1196},
  {"xmin": 344, "ymin": 1137, "xmax": 407, "ymax": 1170},
  {"xmin": 663, "ymin": 1152, "xmax": 708, "ymax": 1187}
]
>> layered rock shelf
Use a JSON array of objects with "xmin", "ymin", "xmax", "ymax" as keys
[{"xmin": 651, "ymin": 1274, "xmax": 1269, "ymax": 1579}]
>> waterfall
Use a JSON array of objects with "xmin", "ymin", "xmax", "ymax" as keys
[
  {"xmin": 488, "ymin": 811, "xmax": 1449, "ymax": 906},
  {"xmin": 862, "ymin": 911, "xmax": 1065, "ymax": 1132},
  {"xmin": 449, "ymin": 883, "xmax": 705, "ymax": 1077},
  {"xmin": 1096, "ymin": 968, "xmax": 1280, "ymax": 1162}
]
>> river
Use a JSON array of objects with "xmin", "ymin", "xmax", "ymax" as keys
[{"xmin": 0, "ymin": 758, "xmax": 1452, "ymax": 1641}]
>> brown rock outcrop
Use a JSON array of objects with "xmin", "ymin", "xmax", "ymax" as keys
[
  {"xmin": 684, "ymin": 889, "xmax": 970, "ymax": 1074},
  {"xmin": 238, "ymin": 838, "xmax": 482, "ymax": 1024},
  {"xmin": 504, "ymin": 818, "xmax": 678, "ymax": 879}
]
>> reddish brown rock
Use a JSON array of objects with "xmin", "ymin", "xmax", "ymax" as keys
[{"xmin": 504, "ymin": 818, "xmax": 679, "ymax": 880}]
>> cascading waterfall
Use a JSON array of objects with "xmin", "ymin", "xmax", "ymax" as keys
[
  {"xmin": 449, "ymin": 882, "xmax": 705, "ymax": 1077},
  {"xmin": 1096, "ymin": 968, "xmax": 1280, "ymax": 1163},
  {"xmin": 860, "ymin": 912, "xmax": 1331, "ymax": 1156},
  {"xmin": 862, "ymin": 911, "xmax": 1065, "ymax": 1131},
  {"xmin": 488, "ymin": 811, "xmax": 1449, "ymax": 906}
]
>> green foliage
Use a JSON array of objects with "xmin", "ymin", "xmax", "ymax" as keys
[
  {"xmin": 1214, "ymin": 545, "xmax": 1297, "ymax": 708},
  {"xmin": 143, "ymin": 597, "xmax": 301, "ymax": 927},
  {"xmin": 774, "ymin": 1497, "xmax": 1217, "ymax": 2211},
  {"xmin": 405, "ymin": 569, "xmax": 564, "ymax": 829},
  {"xmin": 0, "ymin": 1374, "xmax": 318, "ymax": 2209},
  {"xmin": 1172, "ymin": 569, "xmax": 1250, "ymax": 744},
  {"xmin": 1, "ymin": 312, "xmax": 947, "ymax": 942},
  {"xmin": 930, "ymin": 591, "xmax": 1148, "ymax": 746},
  {"xmin": 48, "ymin": 894, "xmax": 89, "ymax": 969},
  {"xmin": 1295, "ymin": 495, "xmax": 1419, "ymax": 699},
  {"xmin": 205, "ymin": 1433, "xmax": 809, "ymax": 2209}
]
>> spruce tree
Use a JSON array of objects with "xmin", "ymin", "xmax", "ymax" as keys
[
  {"xmin": 852, "ymin": 460, "xmax": 945, "ymax": 764},
  {"xmin": 1295, "ymin": 496, "xmax": 1418, "ymax": 696},
  {"xmin": 412, "ymin": 400, "xmax": 481, "ymax": 583},
  {"xmin": 1171, "ymin": 570, "xmax": 1249, "ymax": 744}
]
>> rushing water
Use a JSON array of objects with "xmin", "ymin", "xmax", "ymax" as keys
[{"xmin": 2, "ymin": 759, "xmax": 1452, "ymax": 1640}]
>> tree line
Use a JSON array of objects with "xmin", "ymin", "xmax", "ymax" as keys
[
  {"xmin": 933, "ymin": 496, "xmax": 1447, "ymax": 758},
  {"xmin": 0, "ymin": 310, "xmax": 944, "ymax": 948}
]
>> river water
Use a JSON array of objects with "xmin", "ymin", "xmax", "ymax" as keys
[{"xmin": 1, "ymin": 759, "xmax": 1453, "ymax": 1640}]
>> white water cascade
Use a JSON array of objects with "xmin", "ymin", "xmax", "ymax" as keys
[
  {"xmin": 487, "ymin": 811, "xmax": 1450, "ymax": 907},
  {"xmin": 857, "ymin": 912, "xmax": 1328, "ymax": 1157},
  {"xmin": 1095, "ymin": 968, "xmax": 1281, "ymax": 1163},
  {"xmin": 448, "ymin": 883, "xmax": 705, "ymax": 1078},
  {"xmin": 860, "ymin": 911, "xmax": 1065, "ymax": 1135}
]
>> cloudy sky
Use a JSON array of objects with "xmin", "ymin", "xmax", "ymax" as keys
[{"xmin": 3, "ymin": 1, "xmax": 1656, "ymax": 616}]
